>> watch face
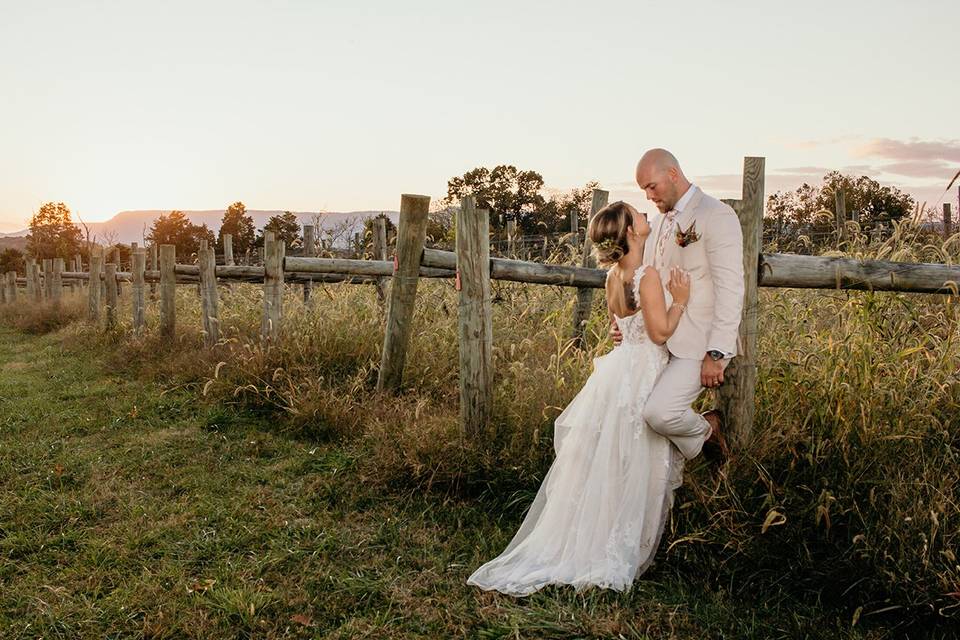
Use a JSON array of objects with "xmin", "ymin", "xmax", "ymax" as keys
[{"xmin": 709, "ymin": 350, "xmax": 723, "ymax": 360}]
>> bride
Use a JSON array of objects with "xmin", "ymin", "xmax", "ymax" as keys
[{"xmin": 467, "ymin": 201, "xmax": 691, "ymax": 596}]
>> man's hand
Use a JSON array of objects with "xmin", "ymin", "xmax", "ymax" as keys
[
  {"xmin": 609, "ymin": 320, "xmax": 622, "ymax": 346},
  {"xmin": 701, "ymin": 355, "xmax": 728, "ymax": 388}
]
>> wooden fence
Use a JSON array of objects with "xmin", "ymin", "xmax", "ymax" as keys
[{"xmin": 3, "ymin": 157, "xmax": 959, "ymax": 449}]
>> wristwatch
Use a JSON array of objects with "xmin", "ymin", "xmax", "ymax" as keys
[{"xmin": 707, "ymin": 350, "xmax": 725, "ymax": 361}]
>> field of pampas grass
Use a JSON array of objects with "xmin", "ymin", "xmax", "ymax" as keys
[{"xmin": 2, "ymin": 226, "xmax": 960, "ymax": 636}]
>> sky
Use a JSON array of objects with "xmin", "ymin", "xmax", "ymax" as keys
[{"xmin": 1, "ymin": 0, "xmax": 958, "ymax": 232}]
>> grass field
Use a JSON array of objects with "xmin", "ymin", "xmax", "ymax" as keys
[{"xmin": 1, "ymin": 231, "xmax": 959, "ymax": 638}]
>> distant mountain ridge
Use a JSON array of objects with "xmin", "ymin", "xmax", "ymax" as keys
[{"xmin": 0, "ymin": 209, "xmax": 400, "ymax": 245}]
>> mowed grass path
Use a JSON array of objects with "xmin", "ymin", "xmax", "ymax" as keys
[{"xmin": 0, "ymin": 326, "xmax": 878, "ymax": 639}]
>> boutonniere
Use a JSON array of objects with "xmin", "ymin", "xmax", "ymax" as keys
[{"xmin": 675, "ymin": 221, "xmax": 701, "ymax": 247}]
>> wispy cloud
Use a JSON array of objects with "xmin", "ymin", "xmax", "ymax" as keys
[
  {"xmin": 851, "ymin": 138, "xmax": 960, "ymax": 181},
  {"xmin": 854, "ymin": 138, "xmax": 960, "ymax": 162}
]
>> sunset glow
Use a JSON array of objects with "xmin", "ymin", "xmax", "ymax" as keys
[{"xmin": 1, "ymin": 0, "xmax": 957, "ymax": 232}]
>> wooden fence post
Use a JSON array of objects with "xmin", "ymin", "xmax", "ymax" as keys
[
  {"xmin": 132, "ymin": 249, "xmax": 146, "ymax": 333},
  {"xmin": 944, "ymin": 203, "xmax": 952, "ymax": 238},
  {"xmin": 199, "ymin": 246, "xmax": 220, "ymax": 346},
  {"xmin": 302, "ymin": 224, "xmax": 315, "ymax": 304},
  {"xmin": 88, "ymin": 251, "xmax": 102, "ymax": 322},
  {"xmin": 377, "ymin": 194, "xmax": 431, "ymax": 392},
  {"xmin": 718, "ymin": 156, "xmax": 765, "ymax": 450},
  {"xmin": 42, "ymin": 259, "xmax": 53, "ymax": 300},
  {"xmin": 52, "ymin": 258, "xmax": 63, "ymax": 304},
  {"xmin": 571, "ymin": 189, "xmax": 609, "ymax": 347},
  {"xmin": 372, "ymin": 217, "xmax": 388, "ymax": 307},
  {"xmin": 835, "ymin": 189, "xmax": 847, "ymax": 242},
  {"xmin": 4, "ymin": 272, "xmax": 15, "ymax": 302},
  {"xmin": 149, "ymin": 243, "xmax": 158, "ymax": 299},
  {"xmin": 223, "ymin": 233, "xmax": 235, "ymax": 266},
  {"xmin": 159, "ymin": 245, "xmax": 176, "ymax": 339},
  {"xmin": 25, "ymin": 261, "xmax": 34, "ymax": 300},
  {"xmin": 74, "ymin": 254, "xmax": 83, "ymax": 292},
  {"xmin": 261, "ymin": 232, "xmax": 284, "ymax": 340},
  {"xmin": 105, "ymin": 263, "xmax": 118, "ymax": 329},
  {"xmin": 32, "ymin": 260, "xmax": 43, "ymax": 302},
  {"xmin": 457, "ymin": 196, "xmax": 493, "ymax": 438}
]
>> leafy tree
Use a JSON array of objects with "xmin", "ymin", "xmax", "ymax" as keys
[
  {"xmin": 444, "ymin": 165, "xmax": 546, "ymax": 233},
  {"xmin": 218, "ymin": 201, "xmax": 256, "ymax": 255},
  {"xmin": 257, "ymin": 212, "xmax": 301, "ymax": 247},
  {"xmin": 25, "ymin": 201, "xmax": 84, "ymax": 259},
  {"xmin": 145, "ymin": 211, "xmax": 215, "ymax": 259},
  {"xmin": 766, "ymin": 172, "xmax": 915, "ymax": 250},
  {"xmin": 0, "ymin": 248, "xmax": 24, "ymax": 275},
  {"xmin": 537, "ymin": 181, "xmax": 602, "ymax": 234}
]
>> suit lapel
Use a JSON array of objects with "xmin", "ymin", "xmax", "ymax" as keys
[{"xmin": 666, "ymin": 187, "xmax": 703, "ymax": 265}]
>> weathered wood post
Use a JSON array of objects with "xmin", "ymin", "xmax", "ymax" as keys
[
  {"xmin": 223, "ymin": 233, "xmax": 235, "ymax": 266},
  {"xmin": 74, "ymin": 254, "xmax": 83, "ymax": 292},
  {"xmin": 52, "ymin": 258, "xmax": 63, "ymax": 304},
  {"xmin": 199, "ymin": 246, "xmax": 220, "ymax": 346},
  {"xmin": 32, "ymin": 260, "xmax": 43, "ymax": 302},
  {"xmin": 570, "ymin": 207, "xmax": 580, "ymax": 251},
  {"xmin": 372, "ymin": 217, "xmax": 388, "ymax": 307},
  {"xmin": 302, "ymin": 224, "xmax": 315, "ymax": 304},
  {"xmin": 105, "ymin": 263, "xmax": 118, "ymax": 329},
  {"xmin": 149, "ymin": 243, "xmax": 158, "ymax": 299},
  {"xmin": 132, "ymin": 249, "xmax": 146, "ymax": 333},
  {"xmin": 571, "ymin": 189, "xmax": 609, "ymax": 347},
  {"xmin": 835, "ymin": 188, "xmax": 847, "ymax": 242},
  {"xmin": 261, "ymin": 231, "xmax": 284, "ymax": 340},
  {"xmin": 4, "ymin": 272, "xmax": 15, "ymax": 303},
  {"xmin": 457, "ymin": 196, "xmax": 493, "ymax": 438},
  {"xmin": 25, "ymin": 261, "xmax": 34, "ymax": 300},
  {"xmin": 718, "ymin": 156, "xmax": 765, "ymax": 450},
  {"xmin": 377, "ymin": 194, "xmax": 431, "ymax": 392},
  {"xmin": 944, "ymin": 203, "xmax": 953, "ymax": 238},
  {"xmin": 159, "ymin": 245, "xmax": 176, "ymax": 339},
  {"xmin": 42, "ymin": 259, "xmax": 53, "ymax": 300},
  {"xmin": 88, "ymin": 250, "xmax": 102, "ymax": 322}
]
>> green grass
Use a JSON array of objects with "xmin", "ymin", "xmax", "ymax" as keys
[{"xmin": 0, "ymin": 323, "xmax": 925, "ymax": 639}]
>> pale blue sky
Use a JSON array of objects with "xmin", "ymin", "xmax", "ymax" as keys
[{"xmin": 1, "ymin": 0, "xmax": 957, "ymax": 231}]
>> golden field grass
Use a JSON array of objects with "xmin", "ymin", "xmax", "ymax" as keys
[{"xmin": 1, "ymin": 226, "xmax": 959, "ymax": 638}]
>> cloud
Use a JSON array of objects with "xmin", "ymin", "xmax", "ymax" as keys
[
  {"xmin": 853, "ymin": 138, "xmax": 960, "ymax": 163},
  {"xmin": 878, "ymin": 160, "xmax": 956, "ymax": 180},
  {"xmin": 848, "ymin": 138, "xmax": 960, "ymax": 182},
  {"xmin": 775, "ymin": 166, "xmax": 831, "ymax": 175}
]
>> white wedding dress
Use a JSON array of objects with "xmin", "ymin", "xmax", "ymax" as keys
[{"xmin": 468, "ymin": 268, "xmax": 684, "ymax": 596}]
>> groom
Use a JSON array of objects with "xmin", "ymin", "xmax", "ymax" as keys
[{"xmin": 612, "ymin": 149, "xmax": 744, "ymax": 460}]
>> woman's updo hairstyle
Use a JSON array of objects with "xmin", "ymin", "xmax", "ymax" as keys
[{"xmin": 588, "ymin": 201, "xmax": 633, "ymax": 267}]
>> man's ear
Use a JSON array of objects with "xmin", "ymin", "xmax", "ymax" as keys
[{"xmin": 666, "ymin": 166, "xmax": 679, "ymax": 183}]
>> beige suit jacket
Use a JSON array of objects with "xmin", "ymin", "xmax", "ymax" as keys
[{"xmin": 643, "ymin": 186, "xmax": 744, "ymax": 359}]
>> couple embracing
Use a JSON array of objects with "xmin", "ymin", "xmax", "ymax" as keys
[{"xmin": 468, "ymin": 149, "xmax": 745, "ymax": 596}]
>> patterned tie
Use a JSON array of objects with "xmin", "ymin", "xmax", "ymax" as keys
[{"xmin": 655, "ymin": 209, "xmax": 678, "ymax": 268}]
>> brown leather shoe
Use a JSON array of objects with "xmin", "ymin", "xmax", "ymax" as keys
[{"xmin": 701, "ymin": 410, "xmax": 730, "ymax": 461}]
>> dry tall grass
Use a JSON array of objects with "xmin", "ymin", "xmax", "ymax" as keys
[{"xmin": 3, "ymin": 225, "xmax": 959, "ymax": 625}]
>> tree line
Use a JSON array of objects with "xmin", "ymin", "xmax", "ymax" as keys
[{"xmin": 0, "ymin": 168, "xmax": 927, "ymax": 276}]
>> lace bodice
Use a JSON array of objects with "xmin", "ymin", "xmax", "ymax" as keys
[{"xmin": 613, "ymin": 267, "xmax": 652, "ymax": 346}]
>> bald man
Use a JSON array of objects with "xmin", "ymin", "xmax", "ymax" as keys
[{"xmin": 613, "ymin": 149, "xmax": 744, "ymax": 460}]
